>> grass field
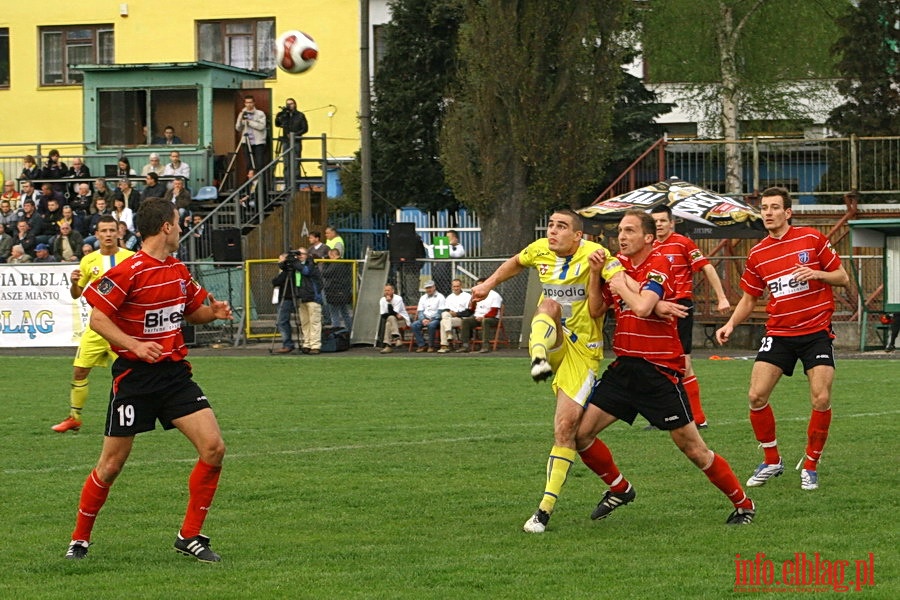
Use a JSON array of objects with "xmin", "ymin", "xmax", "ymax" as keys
[{"xmin": 2, "ymin": 354, "xmax": 897, "ymax": 599}]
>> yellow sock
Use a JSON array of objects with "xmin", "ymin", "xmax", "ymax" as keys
[
  {"xmin": 529, "ymin": 313, "xmax": 557, "ymax": 360},
  {"xmin": 538, "ymin": 445, "xmax": 577, "ymax": 514},
  {"xmin": 70, "ymin": 378, "xmax": 88, "ymax": 421}
]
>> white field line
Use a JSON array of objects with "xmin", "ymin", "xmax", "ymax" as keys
[{"xmin": 7, "ymin": 409, "xmax": 899, "ymax": 476}]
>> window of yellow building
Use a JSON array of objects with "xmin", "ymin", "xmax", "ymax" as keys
[
  {"xmin": 197, "ymin": 19, "xmax": 275, "ymax": 77},
  {"xmin": 0, "ymin": 29, "xmax": 8, "ymax": 88},
  {"xmin": 98, "ymin": 88, "xmax": 199, "ymax": 147},
  {"xmin": 40, "ymin": 25, "xmax": 113, "ymax": 86}
]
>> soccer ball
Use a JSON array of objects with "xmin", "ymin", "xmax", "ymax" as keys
[{"xmin": 275, "ymin": 30, "xmax": 319, "ymax": 74}]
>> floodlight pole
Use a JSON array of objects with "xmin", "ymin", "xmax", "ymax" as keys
[{"xmin": 360, "ymin": 0, "xmax": 374, "ymax": 251}]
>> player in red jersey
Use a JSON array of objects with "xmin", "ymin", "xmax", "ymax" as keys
[
  {"xmin": 716, "ymin": 187, "xmax": 848, "ymax": 492},
  {"xmin": 650, "ymin": 205, "xmax": 731, "ymax": 428},
  {"xmin": 576, "ymin": 210, "xmax": 756, "ymax": 525},
  {"xmin": 64, "ymin": 198, "xmax": 233, "ymax": 562}
]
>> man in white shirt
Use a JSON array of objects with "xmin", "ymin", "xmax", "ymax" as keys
[
  {"xmin": 235, "ymin": 95, "xmax": 268, "ymax": 171},
  {"xmin": 379, "ymin": 284, "xmax": 412, "ymax": 354},
  {"xmin": 162, "ymin": 151, "xmax": 191, "ymax": 182},
  {"xmin": 411, "ymin": 280, "xmax": 446, "ymax": 352},
  {"xmin": 460, "ymin": 277, "xmax": 503, "ymax": 353},
  {"xmin": 438, "ymin": 278, "xmax": 472, "ymax": 353}
]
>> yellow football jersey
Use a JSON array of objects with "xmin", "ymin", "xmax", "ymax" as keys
[
  {"xmin": 77, "ymin": 248, "xmax": 135, "ymax": 288},
  {"xmin": 518, "ymin": 238, "xmax": 623, "ymax": 350}
]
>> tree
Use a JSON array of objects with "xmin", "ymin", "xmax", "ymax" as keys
[
  {"xmin": 366, "ymin": 0, "xmax": 464, "ymax": 213},
  {"xmin": 641, "ymin": 0, "xmax": 844, "ymax": 194},
  {"xmin": 828, "ymin": 0, "xmax": 900, "ymax": 135},
  {"xmin": 820, "ymin": 0, "xmax": 900, "ymax": 203},
  {"xmin": 441, "ymin": 0, "xmax": 630, "ymax": 256}
]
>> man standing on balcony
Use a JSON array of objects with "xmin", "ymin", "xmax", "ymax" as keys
[
  {"xmin": 650, "ymin": 205, "xmax": 731, "ymax": 429},
  {"xmin": 716, "ymin": 187, "xmax": 848, "ymax": 492},
  {"xmin": 236, "ymin": 95, "xmax": 268, "ymax": 173}
]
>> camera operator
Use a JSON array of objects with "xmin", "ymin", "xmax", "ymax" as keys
[
  {"xmin": 271, "ymin": 247, "xmax": 324, "ymax": 355},
  {"xmin": 234, "ymin": 95, "xmax": 268, "ymax": 173},
  {"xmin": 275, "ymin": 98, "xmax": 309, "ymax": 160}
]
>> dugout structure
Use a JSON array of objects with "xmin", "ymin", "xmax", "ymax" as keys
[{"xmin": 848, "ymin": 218, "xmax": 900, "ymax": 350}]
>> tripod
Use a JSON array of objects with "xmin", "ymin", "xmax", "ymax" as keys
[
  {"xmin": 220, "ymin": 131, "xmax": 255, "ymax": 193},
  {"xmin": 270, "ymin": 269, "xmax": 305, "ymax": 354}
]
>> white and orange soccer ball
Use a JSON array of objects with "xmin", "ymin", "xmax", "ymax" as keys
[{"xmin": 275, "ymin": 30, "xmax": 319, "ymax": 74}]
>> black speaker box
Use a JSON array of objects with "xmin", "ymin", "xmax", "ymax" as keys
[
  {"xmin": 182, "ymin": 324, "xmax": 196, "ymax": 347},
  {"xmin": 388, "ymin": 222, "xmax": 421, "ymax": 261},
  {"xmin": 212, "ymin": 228, "xmax": 243, "ymax": 262}
]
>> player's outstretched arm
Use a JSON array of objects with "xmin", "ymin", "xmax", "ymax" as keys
[{"xmin": 471, "ymin": 254, "xmax": 524, "ymax": 303}]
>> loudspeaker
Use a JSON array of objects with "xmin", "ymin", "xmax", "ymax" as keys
[
  {"xmin": 212, "ymin": 228, "xmax": 243, "ymax": 262},
  {"xmin": 182, "ymin": 324, "xmax": 196, "ymax": 347},
  {"xmin": 388, "ymin": 222, "xmax": 421, "ymax": 261}
]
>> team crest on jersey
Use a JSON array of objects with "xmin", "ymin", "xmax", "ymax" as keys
[
  {"xmin": 798, "ymin": 251, "xmax": 810, "ymax": 264},
  {"xmin": 91, "ymin": 266, "xmax": 101, "ymax": 276},
  {"xmin": 539, "ymin": 264, "xmax": 549, "ymax": 276},
  {"xmin": 97, "ymin": 277, "xmax": 114, "ymax": 295},
  {"xmin": 181, "ymin": 280, "xmax": 188, "ymax": 294}
]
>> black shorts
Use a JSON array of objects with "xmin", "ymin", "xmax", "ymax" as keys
[
  {"xmin": 754, "ymin": 329, "xmax": 835, "ymax": 377},
  {"xmin": 676, "ymin": 298, "xmax": 694, "ymax": 355},
  {"xmin": 105, "ymin": 358, "xmax": 211, "ymax": 437},
  {"xmin": 588, "ymin": 356, "xmax": 693, "ymax": 431}
]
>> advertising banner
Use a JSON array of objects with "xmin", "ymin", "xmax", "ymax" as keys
[{"xmin": 0, "ymin": 264, "xmax": 87, "ymax": 347}]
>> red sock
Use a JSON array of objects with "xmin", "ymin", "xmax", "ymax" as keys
[
  {"xmin": 72, "ymin": 469, "xmax": 111, "ymax": 542},
  {"xmin": 702, "ymin": 453, "xmax": 753, "ymax": 509},
  {"xmin": 579, "ymin": 439, "xmax": 630, "ymax": 493},
  {"xmin": 683, "ymin": 375, "xmax": 707, "ymax": 425},
  {"xmin": 803, "ymin": 408, "xmax": 832, "ymax": 471},
  {"xmin": 180, "ymin": 460, "xmax": 222, "ymax": 539},
  {"xmin": 749, "ymin": 403, "xmax": 780, "ymax": 464}
]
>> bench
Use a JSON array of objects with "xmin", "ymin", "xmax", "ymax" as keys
[{"xmin": 699, "ymin": 302, "xmax": 768, "ymax": 348}]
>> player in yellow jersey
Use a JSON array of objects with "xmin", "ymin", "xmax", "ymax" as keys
[
  {"xmin": 471, "ymin": 209, "xmax": 628, "ymax": 533},
  {"xmin": 52, "ymin": 216, "xmax": 135, "ymax": 432}
]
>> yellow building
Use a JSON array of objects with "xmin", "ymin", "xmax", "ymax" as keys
[{"xmin": 0, "ymin": 2, "xmax": 378, "ymax": 186}]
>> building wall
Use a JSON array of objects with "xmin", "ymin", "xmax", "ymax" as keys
[{"xmin": 0, "ymin": 1, "xmax": 372, "ymax": 161}]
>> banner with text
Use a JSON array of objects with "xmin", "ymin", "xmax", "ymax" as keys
[{"xmin": 0, "ymin": 264, "xmax": 87, "ymax": 348}]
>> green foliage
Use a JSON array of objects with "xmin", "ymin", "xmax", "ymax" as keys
[
  {"xmin": 641, "ymin": 0, "xmax": 844, "ymax": 135},
  {"xmin": 827, "ymin": 0, "xmax": 900, "ymax": 136},
  {"xmin": 441, "ymin": 0, "xmax": 630, "ymax": 254},
  {"xmin": 3, "ymin": 355, "xmax": 898, "ymax": 598},
  {"xmin": 366, "ymin": 0, "xmax": 465, "ymax": 213}
]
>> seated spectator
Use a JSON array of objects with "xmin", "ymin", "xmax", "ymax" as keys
[
  {"xmin": 116, "ymin": 157, "xmax": 137, "ymax": 177},
  {"xmin": 18, "ymin": 180, "xmax": 41, "ymax": 207},
  {"xmin": 162, "ymin": 151, "xmax": 190, "ymax": 182},
  {"xmin": 41, "ymin": 149, "xmax": 68, "ymax": 194},
  {"xmin": 0, "ymin": 199, "xmax": 18, "ymax": 235},
  {"xmin": 117, "ymin": 220, "xmax": 140, "ymax": 251},
  {"xmin": 38, "ymin": 182, "xmax": 67, "ymax": 213},
  {"xmin": 81, "ymin": 242, "xmax": 95, "ymax": 256},
  {"xmin": 458, "ymin": 277, "xmax": 503, "ymax": 353},
  {"xmin": 83, "ymin": 197, "xmax": 112, "ymax": 248},
  {"xmin": 33, "ymin": 243, "xmax": 58, "ymax": 263},
  {"xmin": 52, "ymin": 221, "xmax": 85, "ymax": 262},
  {"xmin": 70, "ymin": 183, "xmax": 93, "ymax": 219},
  {"xmin": 114, "ymin": 178, "xmax": 140, "ymax": 212},
  {"xmin": 38, "ymin": 197, "xmax": 63, "ymax": 244},
  {"xmin": 7, "ymin": 244, "xmax": 32, "ymax": 264},
  {"xmin": 59, "ymin": 204, "xmax": 86, "ymax": 237},
  {"xmin": 378, "ymin": 283, "xmax": 411, "ymax": 354},
  {"xmin": 91, "ymin": 178, "xmax": 112, "ymax": 211},
  {"xmin": 438, "ymin": 278, "xmax": 473, "ymax": 353},
  {"xmin": 411, "ymin": 280, "xmax": 446, "ymax": 352},
  {"xmin": 14, "ymin": 219, "xmax": 37, "ymax": 257},
  {"xmin": 111, "ymin": 196, "xmax": 135, "ymax": 232},
  {"xmin": 65, "ymin": 157, "xmax": 91, "ymax": 198},
  {"xmin": 141, "ymin": 152, "xmax": 164, "ymax": 176},
  {"xmin": 164, "ymin": 177, "xmax": 192, "ymax": 218},
  {"xmin": 17, "ymin": 198, "xmax": 43, "ymax": 239},
  {"xmin": 141, "ymin": 171, "xmax": 167, "ymax": 202},
  {"xmin": 2, "ymin": 180, "xmax": 20, "ymax": 209},
  {"xmin": 153, "ymin": 125, "xmax": 183, "ymax": 145},
  {"xmin": 20, "ymin": 155, "xmax": 40, "ymax": 180},
  {"xmin": 0, "ymin": 227, "xmax": 12, "ymax": 262}
]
